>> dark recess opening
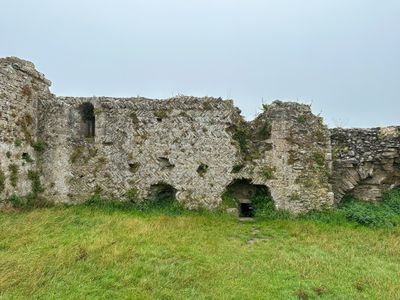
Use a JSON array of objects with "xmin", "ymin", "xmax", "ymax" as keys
[
  {"xmin": 149, "ymin": 183, "xmax": 177, "ymax": 202},
  {"xmin": 239, "ymin": 203, "xmax": 254, "ymax": 218},
  {"xmin": 224, "ymin": 178, "xmax": 272, "ymax": 218},
  {"xmin": 79, "ymin": 102, "xmax": 95, "ymax": 138}
]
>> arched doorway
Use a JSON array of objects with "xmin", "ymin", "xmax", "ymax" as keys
[{"xmin": 223, "ymin": 178, "xmax": 272, "ymax": 217}]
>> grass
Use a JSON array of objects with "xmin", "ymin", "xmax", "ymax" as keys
[{"xmin": 1, "ymin": 191, "xmax": 400, "ymax": 299}]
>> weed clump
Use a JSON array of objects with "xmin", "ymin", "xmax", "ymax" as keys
[
  {"xmin": 27, "ymin": 170, "xmax": 44, "ymax": 196},
  {"xmin": 338, "ymin": 195, "xmax": 398, "ymax": 228},
  {"xmin": 261, "ymin": 166, "xmax": 276, "ymax": 180},
  {"xmin": 304, "ymin": 189, "xmax": 400, "ymax": 228},
  {"xmin": 31, "ymin": 139, "xmax": 46, "ymax": 152},
  {"xmin": 232, "ymin": 129, "xmax": 250, "ymax": 156},
  {"xmin": 312, "ymin": 152, "xmax": 325, "ymax": 166},
  {"xmin": 14, "ymin": 139, "xmax": 22, "ymax": 147},
  {"xmin": 8, "ymin": 164, "xmax": 19, "ymax": 187}
]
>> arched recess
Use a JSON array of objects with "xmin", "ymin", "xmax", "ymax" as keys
[
  {"xmin": 79, "ymin": 102, "xmax": 95, "ymax": 138},
  {"xmin": 148, "ymin": 182, "xmax": 177, "ymax": 203},
  {"xmin": 222, "ymin": 178, "xmax": 273, "ymax": 217}
]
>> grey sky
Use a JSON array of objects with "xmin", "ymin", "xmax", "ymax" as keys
[{"xmin": 1, "ymin": 0, "xmax": 399, "ymax": 128}]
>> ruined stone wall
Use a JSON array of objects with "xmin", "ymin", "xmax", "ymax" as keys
[
  {"xmin": 1, "ymin": 56, "xmax": 398, "ymax": 213},
  {"xmin": 37, "ymin": 96, "xmax": 333, "ymax": 212},
  {"xmin": 234, "ymin": 102, "xmax": 334, "ymax": 212},
  {"xmin": 0, "ymin": 57, "xmax": 52, "ymax": 200},
  {"xmin": 330, "ymin": 127, "xmax": 400, "ymax": 201}
]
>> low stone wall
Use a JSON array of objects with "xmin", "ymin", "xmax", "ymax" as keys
[{"xmin": 330, "ymin": 127, "xmax": 400, "ymax": 201}]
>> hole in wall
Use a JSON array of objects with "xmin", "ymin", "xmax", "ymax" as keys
[
  {"xmin": 79, "ymin": 102, "xmax": 95, "ymax": 138},
  {"xmin": 128, "ymin": 162, "xmax": 140, "ymax": 173},
  {"xmin": 149, "ymin": 183, "xmax": 177, "ymax": 203},
  {"xmin": 157, "ymin": 157, "xmax": 174, "ymax": 169},
  {"xmin": 197, "ymin": 164, "xmax": 209, "ymax": 176},
  {"xmin": 21, "ymin": 152, "xmax": 33, "ymax": 163},
  {"xmin": 239, "ymin": 203, "xmax": 254, "ymax": 218},
  {"xmin": 156, "ymin": 117, "xmax": 162, "ymax": 122}
]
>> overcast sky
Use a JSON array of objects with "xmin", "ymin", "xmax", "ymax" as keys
[{"xmin": 1, "ymin": 0, "xmax": 399, "ymax": 127}]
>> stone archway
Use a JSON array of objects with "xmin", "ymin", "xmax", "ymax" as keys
[{"xmin": 223, "ymin": 178, "xmax": 272, "ymax": 217}]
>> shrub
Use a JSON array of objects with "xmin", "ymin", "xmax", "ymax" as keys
[
  {"xmin": 220, "ymin": 190, "xmax": 237, "ymax": 209},
  {"xmin": 8, "ymin": 193, "xmax": 24, "ymax": 207},
  {"xmin": 338, "ymin": 196, "xmax": 397, "ymax": 228},
  {"xmin": 382, "ymin": 188, "xmax": 400, "ymax": 213},
  {"xmin": 251, "ymin": 191, "xmax": 292, "ymax": 219}
]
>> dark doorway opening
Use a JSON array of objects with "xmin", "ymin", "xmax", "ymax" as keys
[
  {"xmin": 239, "ymin": 203, "xmax": 254, "ymax": 218},
  {"xmin": 79, "ymin": 102, "xmax": 95, "ymax": 138}
]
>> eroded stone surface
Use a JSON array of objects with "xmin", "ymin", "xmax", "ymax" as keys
[{"xmin": 330, "ymin": 127, "xmax": 400, "ymax": 201}]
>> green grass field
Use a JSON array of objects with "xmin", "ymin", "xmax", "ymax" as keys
[{"xmin": 1, "ymin": 195, "xmax": 400, "ymax": 300}]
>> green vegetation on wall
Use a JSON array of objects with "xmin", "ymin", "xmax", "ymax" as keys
[
  {"xmin": 8, "ymin": 164, "xmax": 19, "ymax": 187},
  {"xmin": 31, "ymin": 139, "xmax": 46, "ymax": 152},
  {"xmin": 27, "ymin": 170, "xmax": 44, "ymax": 197},
  {"xmin": 0, "ymin": 168, "xmax": 5, "ymax": 193}
]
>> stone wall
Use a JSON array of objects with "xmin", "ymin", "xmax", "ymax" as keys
[
  {"xmin": 36, "ymin": 96, "xmax": 333, "ymax": 213},
  {"xmin": 0, "ymin": 57, "xmax": 52, "ymax": 200},
  {"xmin": 330, "ymin": 127, "xmax": 400, "ymax": 201},
  {"xmin": 0, "ymin": 56, "xmax": 398, "ymax": 213}
]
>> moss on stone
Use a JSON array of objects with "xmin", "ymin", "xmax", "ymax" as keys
[
  {"xmin": 232, "ymin": 129, "xmax": 250, "ymax": 156},
  {"xmin": 27, "ymin": 170, "xmax": 44, "ymax": 196},
  {"xmin": 313, "ymin": 151, "xmax": 325, "ymax": 167},
  {"xmin": 0, "ymin": 168, "xmax": 5, "ymax": 193},
  {"xmin": 261, "ymin": 166, "xmax": 276, "ymax": 180},
  {"xmin": 14, "ymin": 139, "xmax": 22, "ymax": 147},
  {"xmin": 257, "ymin": 120, "xmax": 271, "ymax": 140},
  {"xmin": 31, "ymin": 139, "xmax": 46, "ymax": 152},
  {"xmin": 126, "ymin": 187, "xmax": 138, "ymax": 202},
  {"xmin": 8, "ymin": 164, "xmax": 19, "ymax": 187},
  {"xmin": 154, "ymin": 108, "xmax": 172, "ymax": 120},
  {"xmin": 70, "ymin": 146, "xmax": 84, "ymax": 164}
]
